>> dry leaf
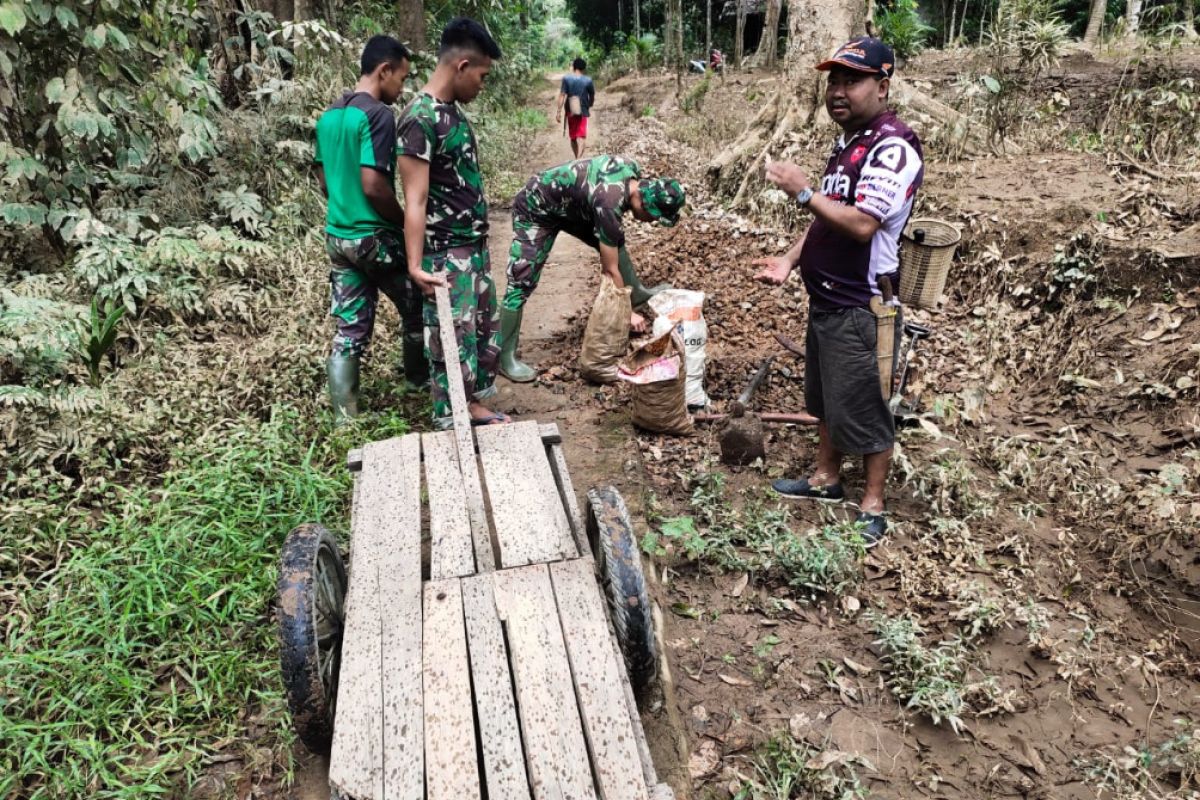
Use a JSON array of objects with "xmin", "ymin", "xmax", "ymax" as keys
[
  {"xmin": 843, "ymin": 657, "xmax": 872, "ymax": 676},
  {"xmin": 689, "ymin": 739, "xmax": 722, "ymax": 778},
  {"xmin": 726, "ymin": 572, "xmax": 749, "ymax": 597},
  {"xmin": 1009, "ymin": 735, "xmax": 1047, "ymax": 775},
  {"xmin": 718, "ymin": 673, "xmax": 753, "ymax": 687},
  {"xmin": 805, "ymin": 750, "xmax": 850, "ymax": 771}
]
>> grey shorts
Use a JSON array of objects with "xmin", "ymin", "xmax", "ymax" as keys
[{"xmin": 804, "ymin": 306, "xmax": 894, "ymax": 455}]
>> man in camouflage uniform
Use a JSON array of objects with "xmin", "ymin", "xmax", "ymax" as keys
[
  {"xmin": 315, "ymin": 35, "xmax": 424, "ymax": 425},
  {"xmin": 498, "ymin": 154, "xmax": 685, "ymax": 382},
  {"xmin": 397, "ymin": 17, "xmax": 508, "ymax": 427}
]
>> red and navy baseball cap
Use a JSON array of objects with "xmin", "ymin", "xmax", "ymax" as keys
[{"xmin": 815, "ymin": 36, "xmax": 895, "ymax": 79}]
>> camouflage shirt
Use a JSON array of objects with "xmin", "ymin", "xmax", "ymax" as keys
[
  {"xmin": 396, "ymin": 92, "xmax": 488, "ymax": 252},
  {"xmin": 520, "ymin": 155, "xmax": 642, "ymax": 248}
]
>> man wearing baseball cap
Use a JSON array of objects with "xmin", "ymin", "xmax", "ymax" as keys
[
  {"xmin": 752, "ymin": 36, "xmax": 925, "ymax": 547},
  {"xmin": 498, "ymin": 154, "xmax": 684, "ymax": 382}
]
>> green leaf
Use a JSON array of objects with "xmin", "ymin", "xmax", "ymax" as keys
[
  {"xmin": 83, "ymin": 23, "xmax": 107, "ymax": 49},
  {"xmin": 53, "ymin": 4, "xmax": 76, "ymax": 27},
  {"xmin": 981, "ymin": 75, "xmax": 1001, "ymax": 94},
  {"xmin": 1, "ymin": 202, "xmax": 48, "ymax": 225},
  {"xmin": 0, "ymin": 2, "xmax": 27, "ymax": 35},
  {"xmin": 660, "ymin": 516, "xmax": 697, "ymax": 538},
  {"xmin": 45, "ymin": 76, "xmax": 65, "ymax": 102}
]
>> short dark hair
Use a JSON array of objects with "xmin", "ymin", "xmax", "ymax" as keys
[
  {"xmin": 361, "ymin": 35, "xmax": 410, "ymax": 76},
  {"xmin": 438, "ymin": 17, "xmax": 502, "ymax": 62},
  {"xmin": 572, "ymin": 57, "xmax": 586, "ymax": 71}
]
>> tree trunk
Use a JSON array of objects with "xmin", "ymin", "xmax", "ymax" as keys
[
  {"xmin": 1183, "ymin": 0, "xmax": 1197, "ymax": 39},
  {"xmin": 634, "ymin": 0, "xmax": 641, "ymax": 38},
  {"xmin": 755, "ymin": 0, "xmax": 782, "ymax": 67},
  {"xmin": 706, "ymin": 0, "xmax": 712, "ymax": 64},
  {"xmin": 1082, "ymin": 0, "xmax": 1106, "ymax": 47},
  {"xmin": 735, "ymin": 0, "xmax": 747, "ymax": 69},
  {"xmin": 1124, "ymin": 0, "xmax": 1142, "ymax": 38},
  {"xmin": 395, "ymin": 0, "xmax": 425, "ymax": 51},
  {"xmin": 663, "ymin": 0, "xmax": 684, "ymax": 68}
]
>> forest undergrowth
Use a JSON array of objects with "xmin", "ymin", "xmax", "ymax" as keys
[{"xmin": 0, "ymin": 4, "xmax": 552, "ymax": 795}]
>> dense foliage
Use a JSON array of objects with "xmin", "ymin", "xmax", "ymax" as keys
[{"xmin": 0, "ymin": 0, "xmax": 568, "ymax": 794}]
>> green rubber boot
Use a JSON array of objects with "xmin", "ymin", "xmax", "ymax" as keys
[
  {"xmin": 498, "ymin": 307, "xmax": 536, "ymax": 383},
  {"xmin": 326, "ymin": 354, "xmax": 360, "ymax": 426},
  {"xmin": 401, "ymin": 333, "xmax": 429, "ymax": 391},
  {"xmin": 618, "ymin": 245, "xmax": 672, "ymax": 306}
]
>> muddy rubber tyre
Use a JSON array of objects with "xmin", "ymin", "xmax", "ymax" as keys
[
  {"xmin": 587, "ymin": 486, "xmax": 657, "ymax": 699},
  {"xmin": 277, "ymin": 523, "xmax": 347, "ymax": 755}
]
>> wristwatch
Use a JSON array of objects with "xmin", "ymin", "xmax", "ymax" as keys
[{"xmin": 795, "ymin": 186, "xmax": 814, "ymax": 206}]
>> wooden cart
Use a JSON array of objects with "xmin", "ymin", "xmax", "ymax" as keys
[{"xmin": 277, "ymin": 287, "xmax": 671, "ymax": 800}]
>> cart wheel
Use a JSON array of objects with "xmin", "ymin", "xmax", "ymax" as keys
[
  {"xmin": 278, "ymin": 523, "xmax": 347, "ymax": 755},
  {"xmin": 586, "ymin": 486, "xmax": 657, "ymax": 698}
]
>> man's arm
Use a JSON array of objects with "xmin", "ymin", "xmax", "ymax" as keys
[
  {"xmin": 360, "ymin": 167, "xmax": 404, "ymax": 229},
  {"xmin": 766, "ymin": 161, "xmax": 880, "ymax": 243},
  {"xmin": 598, "ymin": 243, "xmax": 646, "ymax": 332},
  {"xmin": 316, "ymin": 165, "xmax": 327, "ymax": 198},
  {"xmin": 753, "ymin": 226, "xmax": 809, "ymax": 284},
  {"xmin": 397, "ymin": 154, "xmax": 446, "ymax": 296},
  {"xmin": 598, "ymin": 242, "xmax": 622, "ymax": 286}
]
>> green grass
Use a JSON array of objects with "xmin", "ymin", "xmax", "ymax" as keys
[
  {"xmin": 0, "ymin": 405, "xmax": 409, "ymax": 798},
  {"xmin": 644, "ymin": 473, "xmax": 866, "ymax": 597},
  {"xmin": 734, "ymin": 733, "xmax": 870, "ymax": 799}
]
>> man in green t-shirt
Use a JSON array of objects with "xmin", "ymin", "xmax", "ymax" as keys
[
  {"xmin": 498, "ymin": 155, "xmax": 685, "ymax": 382},
  {"xmin": 397, "ymin": 18, "xmax": 508, "ymax": 428},
  {"xmin": 314, "ymin": 34, "xmax": 422, "ymax": 424}
]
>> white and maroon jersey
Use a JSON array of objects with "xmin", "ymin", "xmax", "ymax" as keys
[{"xmin": 798, "ymin": 110, "xmax": 924, "ymax": 310}]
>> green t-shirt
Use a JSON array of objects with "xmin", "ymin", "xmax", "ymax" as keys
[
  {"xmin": 315, "ymin": 91, "xmax": 398, "ymax": 239},
  {"xmin": 396, "ymin": 93, "xmax": 488, "ymax": 252}
]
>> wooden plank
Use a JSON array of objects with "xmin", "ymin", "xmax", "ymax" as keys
[
  {"xmin": 329, "ymin": 442, "xmax": 395, "ymax": 797},
  {"xmin": 606, "ymin": 611, "xmax": 658, "ymax": 790},
  {"xmin": 547, "ymin": 441, "xmax": 589, "ymax": 560},
  {"xmin": 550, "ymin": 560, "xmax": 650, "ymax": 800},
  {"xmin": 434, "ymin": 283, "xmax": 496, "ymax": 572},
  {"xmin": 492, "ymin": 565, "xmax": 598, "ymax": 800},
  {"xmin": 423, "ymin": 431, "xmax": 476, "ymax": 579},
  {"xmin": 374, "ymin": 434, "xmax": 425, "ymax": 800},
  {"xmin": 462, "ymin": 576, "xmax": 533, "ymax": 800},
  {"xmin": 422, "ymin": 580, "xmax": 481, "ymax": 800},
  {"xmin": 477, "ymin": 421, "xmax": 577, "ymax": 568}
]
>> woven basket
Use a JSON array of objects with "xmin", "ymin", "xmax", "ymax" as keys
[{"xmin": 898, "ymin": 218, "xmax": 960, "ymax": 309}]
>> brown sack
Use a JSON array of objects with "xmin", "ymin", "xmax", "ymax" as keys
[
  {"xmin": 579, "ymin": 275, "xmax": 632, "ymax": 383},
  {"xmin": 618, "ymin": 329, "xmax": 694, "ymax": 436}
]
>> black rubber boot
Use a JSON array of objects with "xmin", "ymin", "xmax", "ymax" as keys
[
  {"xmin": 401, "ymin": 333, "xmax": 429, "ymax": 391},
  {"xmin": 617, "ymin": 245, "xmax": 671, "ymax": 306},
  {"xmin": 326, "ymin": 354, "xmax": 360, "ymax": 426},
  {"xmin": 499, "ymin": 307, "xmax": 536, "ymax": 382}
]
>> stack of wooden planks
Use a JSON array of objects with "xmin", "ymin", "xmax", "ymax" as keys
[{"xmin": 328, "ymin": 423, "xmax": 672, "ymax": 800}]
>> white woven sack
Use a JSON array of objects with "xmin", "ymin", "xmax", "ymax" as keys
[{"xmin": 649, "ymin": 289, "xmax": 709, "ymax": 407}]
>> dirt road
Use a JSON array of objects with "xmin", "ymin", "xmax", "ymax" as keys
[{"xmin": 287, "ymin": 74, "xmax": 688, "ymax": 799}]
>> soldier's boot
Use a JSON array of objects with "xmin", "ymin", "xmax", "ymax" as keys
[
  {"xmin": 400, "ymin": 333, "xmax": 430, "ymax": 392},
  {"xmin": 498, "ymin": 307, "xmax": 536, "ymax": 383},
  {"xmin": 326, "ymin": 354, "xmax": 360, "ymax": 426},
  {"xmin": 618, "ymin": 245, "xmax": 671, "ymax": 306}
]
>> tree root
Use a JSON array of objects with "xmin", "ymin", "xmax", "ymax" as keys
[{"xmin": 708, "ymin": 77, "xmax": 984, "ymax": 207}]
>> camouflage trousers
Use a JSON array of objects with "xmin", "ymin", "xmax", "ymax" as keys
[
  {"xmin": 422, "ymin": 239, "xmax": 500, "ymax": 425},
  {"xmin": 326, "ymin": 231, "xmax": 423, "ymax": 357},
  {"xmin": 502, "ymin": 203, "xmax": 602, "ymax": 312}
]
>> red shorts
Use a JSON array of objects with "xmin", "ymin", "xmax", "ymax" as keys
[{"xmin": 567, "ymin": 114, "xmax": 588, "ymax": 140}]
